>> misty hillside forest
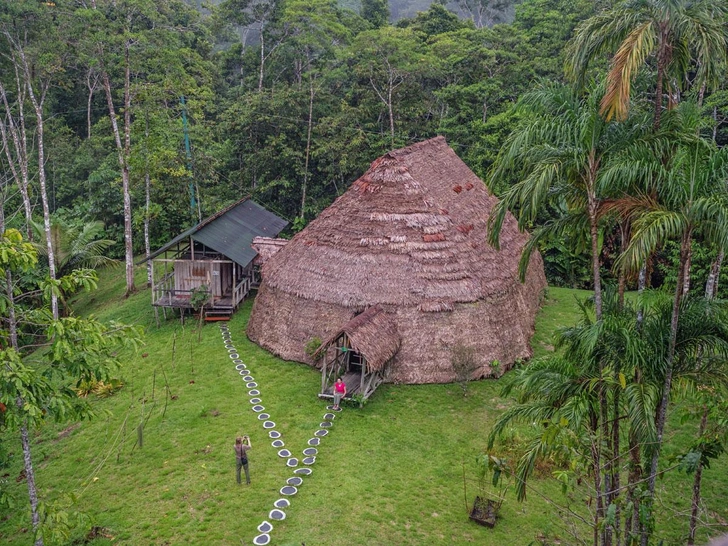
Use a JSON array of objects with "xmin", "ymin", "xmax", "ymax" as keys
[{"xmin": 3, "ymin": 0, "xmax": 728, "ymax": 545}]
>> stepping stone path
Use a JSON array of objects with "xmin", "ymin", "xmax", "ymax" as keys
[
  {"xmin": 269, "ymin": 509, "xmax": 286, "ymax": 520},
  {"xmin": 218, "ymin": 323, "xmax": 342, "ymax": 545}
]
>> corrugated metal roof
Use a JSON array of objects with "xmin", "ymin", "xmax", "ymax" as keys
[{"xmin": 142, "ymin": 198, "xmax": 288, "ymax": 267}]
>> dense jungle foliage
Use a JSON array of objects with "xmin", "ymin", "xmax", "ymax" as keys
[{"xmin": 4, "ymin": 1, "xmax": 728, "ymax": 545}]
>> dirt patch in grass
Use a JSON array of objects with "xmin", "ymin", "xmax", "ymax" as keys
[{"xmin": 55, "ymin": 424, "xmax": 80, "ymax": 442}]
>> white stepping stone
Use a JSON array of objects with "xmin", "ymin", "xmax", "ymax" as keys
[
  {"xmin": 227, "ymin": 348, "xmax": 237, "ymax": 352},
  {"xmin": 286, "ymin": 458, "xmax": 298, "ymax": 467},
  {"xmin": 263, "ymin": 421, "xmax": 275, "ymax": 429},
  {"xmin": 253, "ymin": 533, "xmax": 271, "ymax": 545},
  {"xmin": 303, "ymin": 456, "xmax": 316, "ymax": 465},
  {"xmin": 287, "ymin": 476, "xmax": 303, "ymax": 486},
  {"xmin": 243, "ymin": 376, "xmax": 254, "ymax": 381},
  {"xmin": 274, "ymin": 498, "xmax": 290, "ymax": 509},
  {"xmin": 235, "ymin": 364, "xmax": 246, "ymax": 370},
  {"xmin": 250, "ymin": 398, "xmax": 262, "ymax": 404},
  {"xmin": 257, "ymin": 413, "xmax": 270, "ymax": 420},
  {"xmin": 252, "ymin": 405, "xmax": 265, "ymax": 412},
  {"xmin": 233, "ymin": 359, "xmax": 243, "ymax": 365},
  {"xmin": 307, "ymin": 438, "xmax": 320, "ymax": 446},
  {"xmin": 320, "ymin": 422, "xmax": 332, "ymax": 428},
  {"xmin": 247, "ymin": 382, "xmax": 258, "ymax": 388},
  {"xmin": 294, "ymin": 467, "xmax": 312, "ymax": 476},
  {"xmin": 269, "ymin": 509, "xmax": 286, "ymax": 520},
  {"xmin": 257, "ymin": 521, "xmax": 273, "ymax": 533},
  {"xmin": 229, "ymin": 353, "xmax": 239, "ymax": 359},
  {"xmin": 323, "ymin": 413, "xmax": 335, "ymax": 421},
  {"xmin": 303, "ymin": 448, "xmax": 317, "ymax": 456},
  {"xmin": 271, "ymin": 440, "xmax": 284, "ymax": 448},
  {"xmin": 314, "ymin": 429, "xmax": 328, "ymax": 437},
  {"xmin": 248, "ymin": 389, "xmax": 260, "ymax": 396},
  {"xmin": 280, "ymin": 485, "xmax": 297, "ymax": 496},
  {"xmin": 269, "ymin": 430, "xmax": 281, "ymax": 439},
  {"xmin": 239, "ymin": 370, "xmax": 249, "ymax": 376},
  {"xmin": 278, "ymin": 449, "xmax": 291, "ymax": 458}
]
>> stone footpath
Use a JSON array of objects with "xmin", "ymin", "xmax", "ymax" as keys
[{"xmin": 220, "ymin": 323, "xmax": 340, "ymax": 545}]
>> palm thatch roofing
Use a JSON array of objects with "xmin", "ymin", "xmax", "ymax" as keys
[
  {"xmin": 247, "ymin": 136, "xmax": 547, "ymax": 384},
  {"xmin": 313, "ymin": 305, "xmax": 400, "ymax": 373}
]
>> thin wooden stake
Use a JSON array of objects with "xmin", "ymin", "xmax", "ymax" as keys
[{"xmin": 463, "ymin": 462, "xmax": 469, "ymax": 515}]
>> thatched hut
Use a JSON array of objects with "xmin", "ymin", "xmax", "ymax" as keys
[{"xmin": 247, "ymin": 136, "xmax": 546, "ymax": 391}]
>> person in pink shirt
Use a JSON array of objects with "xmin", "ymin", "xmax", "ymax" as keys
[{"xmin": 333, "ymin": 377, "xmax": 346, "ymax": 410}]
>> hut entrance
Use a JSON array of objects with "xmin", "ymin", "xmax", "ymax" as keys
[
  {"xmin": 348, "ymin": 350, "xmax": 364, "ymax": 373},
  {"xmin": 314, "ymin": 306, "xmax": 400, "ymax": 406}
]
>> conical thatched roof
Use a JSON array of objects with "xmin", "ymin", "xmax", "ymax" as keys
[{"xmin": 248, "ymin": 136, "xmax": 546, "ymax": 384}]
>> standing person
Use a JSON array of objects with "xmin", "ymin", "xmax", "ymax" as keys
[
  {"xmin": 234, "ymin": 435, "xmax": 251, "ymax": 484},
  {"xmin": 333, "ymin": 377, "xmax": 346, "ymax": 410}
]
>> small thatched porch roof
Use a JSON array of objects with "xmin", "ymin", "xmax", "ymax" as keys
[{"xmin": 314, "ymin": 305, "xmax": 400, "ymax": 373}]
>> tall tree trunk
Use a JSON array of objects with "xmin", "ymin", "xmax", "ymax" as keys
[
  {"xmin": 387, "ymin": 77, "xmax": 395, "ymax": 147},
  {"xmin": 610, "ymin": 383, "xmax": 621, "ymax": 546},
  {"xmin": 636, "ymin": 263, "xmax": 647, "ymax": 325},
  {"xmin": 588, "ymin": 193, "xmax": 602, "ymax": 320},
  {"xmin": 688, "ymin": 404, "xmax": 709, "ymax": 546},
  {"xmin": 705, "ymin": 249, "xmax": 723, "ymax": 300},
  {"xmin": 590, "ymin": 416, "xmax": 604, "ymax": 546},
  {"xmin": 258, "ymin": 27, "xmax": 265, "ymax": 92},
  {"xmin": 301, "ymin": 74, "xmax": 315, "ymax": 221},
  {"xmin": 617, "ymin": 220, "xmax": 630, "ymax": 309},
  {"xmin": 144, "ymin": 112, "xmax": 152, "ymax": 287},
  {"xmin": 19, "ymin": 49, "xmax": 59, "ymax": 319},
  {"xmin": 101, "ymin": 65, "xmax": 135, "ymax": 296},
  {"xmin": 624, "ymin": 426, "xmax": 642, "ymax": 544},
  {"xmin": 19, "ymin": 419, "xmax": 43, "ymax": 546},
  {"xmin": 0, "ymin": 79, "xmax": 33, "ymax": 240},
  {"xmin": 85, "ymin": 68, "xmax": 98, "ymax": 140},
  {"xmin": 682, "ymin": 248, "xmax": 691, "ymax": 296},
  {"xmin": 122, "ymin": 41, "xmax": 135, "ymax": 296},
  {"xmin": 5, "ymin": 251, "xmax": 42, "ymax": 544},
  {"xmin": 641, "ymin": 232, "xmax": 691, "ymax": 546},
  {"xmin": 687, "ymin": 405, "xmax": 709, "ymax": 545}
]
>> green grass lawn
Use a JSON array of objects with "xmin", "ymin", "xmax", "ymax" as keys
[{"xmin": 1, "ymin": 270, "xmax": 726, "ymax": 545}]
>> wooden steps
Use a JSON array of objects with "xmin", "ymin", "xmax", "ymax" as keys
[{"xmin": 205, "ymin": 309, "xmax": 232, "ymax": 322}]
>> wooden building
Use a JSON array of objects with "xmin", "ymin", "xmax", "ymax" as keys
[{"xmin": 144, "ymin": 198, "xmax": 287, "ymax": 322}]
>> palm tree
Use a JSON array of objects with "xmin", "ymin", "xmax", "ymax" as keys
[
  {"xmin": 613, "ymin": 126, "xmax": 728, "ymax": 544},
  {"xmin": 488, "ymin": 292, "xmax": 728, "ymax": 546},
  {"xmin": 31, "ymin": 217, "xmax": 116, "ymax": 277},
  {"xmin": 488, "ymin": 81, "xmax": 647, "ymax": 322},
  {"xmin": 488, "ymin": 293, "xmax": 647, "ymax": 546},
  {"xmin": 566, "ymin": 0, "xmax": 728, "ymax": 129}
]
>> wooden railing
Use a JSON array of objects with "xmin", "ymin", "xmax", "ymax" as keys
[
  {"xmin": 152, "ymin": 272, "xmax": 175, "ymax": 305},
  {"xmin": 233, "ymin": 276, "xmax": 252, "ymax": 306}
]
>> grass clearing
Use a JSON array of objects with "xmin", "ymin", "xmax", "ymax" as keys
[{"xmin": 1, "ymin": 268, "xmax": 726, "ymax": 545}]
